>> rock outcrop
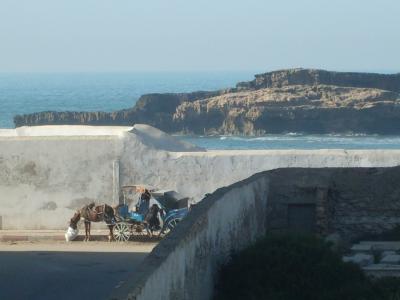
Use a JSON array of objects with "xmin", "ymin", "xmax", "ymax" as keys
[
  {"xmin": 14, "ymin": 68, "xmax": 400, "ymax": 135},
  {"xmin": 173, "ymin": 85, "xmax": 400, "ymax": 134},
  {"xmin": 236, "ymin": 68, "xmax": 400, "ymax": 92},
  {"xmin": 14, "ymin": 91, "xmax": 225, "ymax": 130}
]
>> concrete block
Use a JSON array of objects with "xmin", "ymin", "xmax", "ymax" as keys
[
  {"xmin": 381, "ymin": 251, "xmax": 397, "ymax": 258},
  {"xmin": 351, "ymin": 244, "xmax": 372, "ymax": 253},
  {"xmin": 380, "ymin": 254, "xmax": 400, "ymax": 265},
  {"xmin": 360, "ymin": 241, "xmax": 400, "ymax": 251},
  {"xmin": 363, "ymin": 264, "xmax": 400, "ymax": 278},
  {"xmin": 343, "ymin": 253, "xmax": 374, "ymax": 267}
]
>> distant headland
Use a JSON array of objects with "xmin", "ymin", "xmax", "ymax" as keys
[{"xmin": 14, "ymin": 68, "xmax": 400, "ymax": 135}]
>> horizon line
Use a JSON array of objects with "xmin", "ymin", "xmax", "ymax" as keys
[{"xmin": 0, "ymin": 68, "xmax": 399, "ymax": 75}]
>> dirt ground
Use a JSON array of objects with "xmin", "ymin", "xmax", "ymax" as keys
[{"xmin": 0, "ymin": 240, "xmax": 157, "ymax": 252}]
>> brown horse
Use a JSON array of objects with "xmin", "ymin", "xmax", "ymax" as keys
[{"xmin": 69, "ymin": 203, "xmax": 116, "ymax": 241}]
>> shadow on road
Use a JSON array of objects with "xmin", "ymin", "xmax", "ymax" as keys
[{"xmin": 0, "ymin": 251, "xmax": 149, "ymax": 300}]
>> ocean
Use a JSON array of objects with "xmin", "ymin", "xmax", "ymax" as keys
[
  {"xmin": 1, "ymin": 72, "xmax": 400, "ymax": 150},
  {"xmin": 0, "ymin": 72, "xmax": 253, "ymax": 128},
  {"xmin": 179, "ymin": 134, "xmax": 400, "ymax": 150}
]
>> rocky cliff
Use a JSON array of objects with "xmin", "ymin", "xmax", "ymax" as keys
[
  {"xmin": 173, "ymin": 85, "xmax": 400, "ymax": 134},
  {"xmin": 14, "ymin": 68, "xmax": 400, "ymax": 134},
  {"xmin": 14, "ymin": 91, "xmax": 225, "ymax": 131},
  {"xmin": 236, "ymin": 68, "xmax": 400, "ymax": 92}
]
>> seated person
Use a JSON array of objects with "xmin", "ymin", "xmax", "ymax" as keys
[{"xmin": 136, "ymin": 189, "xmax": 151, "ymax": 215}]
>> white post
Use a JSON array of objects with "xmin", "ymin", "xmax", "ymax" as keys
[{"xmin": 113, "ymin": 160, "xmax": 120, "ymax": 204}]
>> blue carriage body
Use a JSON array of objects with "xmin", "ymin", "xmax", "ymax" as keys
[
  {"xmin": 117, "ymin": 189, "xmax": 189, "ymax": 232},
  {"xmin": 118, "ymin": 204, "xmax": 187, "ymax": 224},
  {"xmin": 117, "ymin": 205, "xmax": 145, "ymax": 222},
  {"xmin": 112, "ymin": 186, "xmax": 190, "ymax": 241}
]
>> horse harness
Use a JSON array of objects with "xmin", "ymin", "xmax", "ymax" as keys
[{"xmin": 80, "ymin": 204, "xmax": 112, "ymax": 223}]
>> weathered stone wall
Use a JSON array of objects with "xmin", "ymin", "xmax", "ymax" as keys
[
  {"xmin": 2, "ymin": 125, "xmax": 400, "ymax": 229},
  {"xmin": 266, "ymin": 167, "xmax": 400, "ymax": 241},
  {"xmin": 111, "ymin": 173, "xmax": 269, "ymax": 300},
  {"xmin": 122, "ymin": 147, "xmax": 400, "ymax": 204},
  {"xmin": 0, "ymin": 136, "xmax": 123, "ymax": 229},
  {"xmin": 0, "ymin": 126, "xmax": 400, "ymax": 229},
  {"xmin": 111, "ymin": 167, "xmax": 400, "ymax": 300}
]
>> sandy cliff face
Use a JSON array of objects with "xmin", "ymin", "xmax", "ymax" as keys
[
  {"xmin": 173, "ymin": 85, "xmax": 400, "ymax": 134},
  {"xmin": 13, "ymin": 69, "xmax": 400, "ymax": 134}
]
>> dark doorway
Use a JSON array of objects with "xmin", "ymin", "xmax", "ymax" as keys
[{"xmin": 287, "ymin": 204, "xmax": 316, "ymax": 233}]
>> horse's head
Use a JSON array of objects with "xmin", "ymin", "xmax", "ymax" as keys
[{"xmin": 69, "ymin": 211, "xmax": 80, "ymax": 229}]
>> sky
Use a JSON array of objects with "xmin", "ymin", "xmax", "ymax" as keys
[{"xmin": 0, "ymin": 0, "xmax": 399, "ymax": 73}]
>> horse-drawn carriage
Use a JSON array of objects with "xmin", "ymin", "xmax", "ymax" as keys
[{"xmin": 112, "ymin": 185, "xmax": 189, "ymax": 242}]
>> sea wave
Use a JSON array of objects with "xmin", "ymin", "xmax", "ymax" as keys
[{"xmin": 181, "ymin": 134, "xmax": 400, "ymax": 150}]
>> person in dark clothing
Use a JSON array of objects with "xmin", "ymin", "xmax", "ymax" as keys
[
  {"xmin": 145, "ymin": 204, "xmax": 161, "ymax": 232},
  {"xmin": 136, "ymin": 189, "xmax": 151, "ymax": 215}
]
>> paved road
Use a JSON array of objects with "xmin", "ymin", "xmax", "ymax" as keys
[{"xmin": 0, "ymin": 242, "xmax": 155, "ymax": 300}]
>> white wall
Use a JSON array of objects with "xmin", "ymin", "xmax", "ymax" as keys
[
  {"xmin": 121, "ymin": 145, "xmax": 400, "ymax": 202},
  {"xmin": 1, "ymin": 125, "xmax": 400, "ymax": 229},
  {"xmin": 0, "ymin": 136, "xmax": 123, "ymax": 229}
]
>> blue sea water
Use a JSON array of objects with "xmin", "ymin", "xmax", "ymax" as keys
[
  {"xmin": 178, "ymin": 134, "xmax": 400, "ymax": 150},
  {"xmin": 1, "ymin": 72, "xmax": 400, "ymax": 150},
  {"xmin": 0, "ymin": 72, "xmax": 253, "ymax": 128}
]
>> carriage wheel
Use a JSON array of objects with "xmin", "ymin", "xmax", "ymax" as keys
[
  {"xmin": 162, "ymin": 218, "xmax": 182, "ymax": 236},
  {"xmin": 113, "ymin": 223, "xmax": 131, "ymax": 242}
]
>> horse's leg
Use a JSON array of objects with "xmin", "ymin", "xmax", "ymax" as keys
[
  {"xmin": 108, "ymin": 224, "xmax": 114, "ymax": 242},
  {"xmin": 84, "ymin": 221, "xmax": 90, "ymax": 241},
  {"xmin": 88, "ymin": 221, "xmax": 91, "ymax": 241},
  {"xmin": 149, "ymin": 223, "xmax": 154, "ymax": 238},
  {"xmin": 84, "ymin": 221, "xmax": 87, "ymax": 241},
  {"xmin": 145, "ymin": 222, "xmax": 152, "ymax": 238}
]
